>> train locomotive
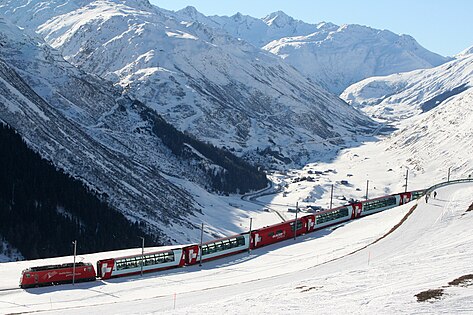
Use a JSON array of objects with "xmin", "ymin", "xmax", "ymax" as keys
[
  {"xmin": 19, "ymin": 190, "xmax": 423, "ymax": 288},
  {"xmin": 19, "ymin": 262, "xmax": 96, "ymax": 289}
]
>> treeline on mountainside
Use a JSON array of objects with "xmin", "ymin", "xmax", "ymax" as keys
[
  {"xmin": 139, "ymin": 105, "xmax": 268, "ymax": 194},
  {"xmin": 0, "ymin": 123, "xmax": 160, "ymax": 260}
]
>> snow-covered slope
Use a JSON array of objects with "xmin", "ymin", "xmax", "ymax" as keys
[
  {"xmin": 173, "ymin": 8, "xmax": 331, "ymax": 48},
  {"xmin": 0, "ymin": 0, "xmax": 374, "ymax": 168},
  {"xmin": 0, "ymin": 15, "xmax": 242, "ymax": 244},
  {"xmin": 263, "ymin": 23, "xmax": 449, "ymax": 94},
  {"xmin": 1, "ymin": 182, "xmax": 472, "ymax": 313},
  {"xmin": 324, "ymin": 51, "xmax": 473, "ymax": 194},
  {"xmin": 172, "ymin": 8, "xmax": 449, "ymax": 94},
  {"xmin": 385, "ymin": 89, "xmax": 473, "ymax": 179},
  {"xmin": 341, "ymin": 54, "xmax": 473, "ymax": 121},
  {"xmin": 456, "ymin": 44, "xmax": 473, "ymax": 58}
]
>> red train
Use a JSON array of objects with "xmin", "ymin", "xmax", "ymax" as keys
[
  {"xmin": 19, "ymin": 262, "xmax": 96, "ymax": 288},
  {"xmin": 20, "ymin": 190, "xmax": 423, "ymax": 287}
]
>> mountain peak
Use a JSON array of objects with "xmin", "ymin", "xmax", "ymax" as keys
[
  {"xmin": 263, "ymin": 11, "xmax": 293, "ymax": 27},
  {"xmin": 114, "ymin": 0, "xmax": 153, "ymax": 10},
  {"xmin": 179, "ymin": 5, "xmax": 199, "ymax": 15},
  {"xmin": 456, "ymin": 45, "xmax": 473, "ymax": 58},
  {"xmin": 231, "ymin": 12, "xmax": 246, "ymax": 21}
]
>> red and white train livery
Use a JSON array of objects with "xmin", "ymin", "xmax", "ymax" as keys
[{"xmin": 20, "ymin": 189, "xmax": 424, "ymax": 288}]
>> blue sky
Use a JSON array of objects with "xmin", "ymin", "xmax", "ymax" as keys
[{"xmin": 151, "ymin": 0, "xmax": 472, "ymax": 57}]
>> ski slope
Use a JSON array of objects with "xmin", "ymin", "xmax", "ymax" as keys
[{"xmin": 0, "ymin": 181, "xmax": 472, "ymax": 314}]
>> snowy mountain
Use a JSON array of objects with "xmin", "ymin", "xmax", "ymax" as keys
[
  {"xmin": 456, "ymin": 45, "xmax": 473, "ymax": 58},
  {"xmin": 341, "ymin": 53, "xmax": 473, "ymax": 121},
  {"xmin": 173, "ymin": 8, "xmax": 330, "ymax": 48},
  {"xmin": 336, "ymin": 51, "xmax": 473, "ymax": 183},
  {"xmin": 263, "ymin": 24, "xmax": 450, "ymax": 94},
  {"xmin": 172, "ymin": 8, "xmax": 449, "ymax": 94},
  {"xmin": 0, "ymin": 14, "xmax": 269, "ymax": 247},
  {"xmin": 0, "ymin": 0, "xmax": 374, "ymax": 168}
]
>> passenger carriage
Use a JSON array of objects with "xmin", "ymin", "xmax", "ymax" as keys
[
  {"xmin": 359, "ymin": 192, "xmax": 412, "ymax": 217},
  {"xmin": 184, "ymin": 233, "xmax": 250, "ymax": 265},
  {"xmin": 97, "ymin": 247, "xmax": 186, "ymax": 279}
]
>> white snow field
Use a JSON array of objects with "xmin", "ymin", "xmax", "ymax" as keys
[{"xmin": 1, "ymin": 181, "xmax": 472, "ymax": 314}]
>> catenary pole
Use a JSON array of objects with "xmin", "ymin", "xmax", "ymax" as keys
[
  {"xmin": 140, "ymin": 237, "xmax": 144, "ymax": 277},
  {"xmin": 199, "ymin": 223, "xmax": 204, "ymax": 267},
  {"xmin": 330, "ymin": 184, "xmax": 334, "ymax": 210},
  {"xmin": 405, "ymin": 169, "xmax": 409, "ymax": 192},
  {"xmin": 294, "ymin": 202, "xmax": 298, "ymax": 240},
  {"xmin": 365, "ymin": 180, "xmax": 369, "ymax": 200},
  {"xmin": 248, "ymin": 218, "xmax": 252, "ymax": 254},
  {"xmin": 72, "ymin": 240, "xmax": 77, "ymax": 285}
]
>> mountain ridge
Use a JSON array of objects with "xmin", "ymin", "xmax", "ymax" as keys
[
  {"xmin": 0, "ymin": 14, "xmax": 267, "ymax": 248},
  {"xmin": 341, "ymin": 53, "xmax": 473, "ymax": 121},
  {"xmin": 171, "ymin": 7, "xmax": 450, "ymax": 94},
  {"xmin": 0, "ymin": 0, "xmax": 375, "ymax": 169}
]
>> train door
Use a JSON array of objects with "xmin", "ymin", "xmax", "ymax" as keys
[
  {"xmin": 306, "ymin": 215, "xmax": 315, "ymax": 232},
  {"xmin": 399, "ymin": 192, "xmax": 411, "ymax": 205},
  {"xmin": 351, "ymin": 202, "xmax": 363, "ymax": 218},
  {"xmin": 184, "ymin": 245, "xmax": 199, "ymax": 265},
  {"xmin": 251, "ymin": 232, "xmax": 262, "ymax": 249},
  {"xmin": 97, "ymin": 259, "xmax": 114, "ymax": 279}
]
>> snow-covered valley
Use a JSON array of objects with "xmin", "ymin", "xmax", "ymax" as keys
[{"xmin": 0, "ymin": 1, "xmax": 472, "ymax": 313}]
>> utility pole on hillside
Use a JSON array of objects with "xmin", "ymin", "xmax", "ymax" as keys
[
  {"xmin": 72, "ymin": 240, "xmax": 77, "ymax": 285},
  {"xmin": 330, "ymin": 184, "xmax": 334, "ymax": 210},
  {"xmin": 405, "ymin": 169, "xmax": 409, "ymax": 193},
  {"xmin": 199, "ymin": 223, "xmax": 204, "ymax": 267},
  {"xmin": 139, "ymin": 237, "xmax": 145, "ymax": 277},
  {"xmin": 248, "ymin": 218, "xmax": 253, "ymax": 254}
]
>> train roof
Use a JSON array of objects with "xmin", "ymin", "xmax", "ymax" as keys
[
  {"xmin": 202, "ymin": 232, "xmax": 249, "ymax": 246},
  {"xmin": 97, "ymin": 247, "xmax": 186, "ymax": 261},
  {"xmin": 23, "ymin": 262, "xmax": 92, "ymax": 273}
]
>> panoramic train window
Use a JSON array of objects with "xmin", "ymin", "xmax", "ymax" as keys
[
  {"xmin": 126, "ymin": 258, "xmax": 137, "ymax": 269},
  {"xmin": 363, "ymin": 197, "xmax": 397, "ymax": 211},
  {"xmin": 165, "ymin": 252, "xmax": 175, "ymax": 262},
  {"xmin": 412, "ymin": 191, "xmax": 425, "ymax": 200},
  {"xmin": 116, "ymin": 261, "xmax": 126, "ymax": 270},
  {"xmin": 115, "ymin": 251, "xmax": 175, "ymax": 270},
  {"xmin": 316, "ymin": 207, "xmax": 349, "ymax": 224},
  {"xmin": 201, "ymin": 236, "xmax": 247, "ymax": 256},
  {"xmin": 236, "ymin": 236, "xmax": 245, "ymax": 246},
  {"xmin": 289, "ymin": 220, "xmax": 303, "ymax": 230}
]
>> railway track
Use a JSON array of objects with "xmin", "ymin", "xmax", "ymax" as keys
[
  {"xmin": 241, "ymin": 182, "xmax": 288, "ymax": 222},
  {"xmin": 0, "ymin": 287, "xmax": 21, "ymax": 292}
]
